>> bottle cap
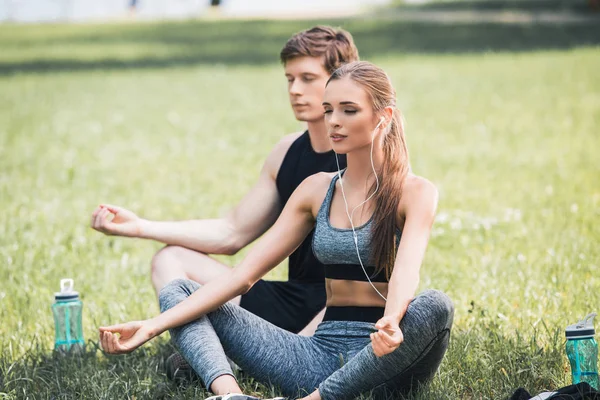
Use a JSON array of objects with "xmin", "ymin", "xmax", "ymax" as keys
[
  {"xmin": 566, "ymin": 313, "xmax": 596, "ymax": 339},
  {"xmin": 54, "ymin": 279, "xmax": 80, "ymax": 301}
]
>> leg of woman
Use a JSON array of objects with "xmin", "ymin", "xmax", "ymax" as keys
[
  {"xmin": 369, "ymin": 323, "xmax": 451, "ymax": 399},
  {"xmin": 158, "ymin": 279, "xmax": 341, "ymax": 397},
  {"xmin": 317, "ymin": 290, "xmax": 454, "ymax": 400}
]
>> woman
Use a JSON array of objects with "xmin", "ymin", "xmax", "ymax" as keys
[{"xmin": 99, "ymin": 61, "xmax": 454, "ymax": 400}]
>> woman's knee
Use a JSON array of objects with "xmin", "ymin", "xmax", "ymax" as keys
[{"xmin": 416, "ymin": 289, "xmax": 454, "ymax": 331}]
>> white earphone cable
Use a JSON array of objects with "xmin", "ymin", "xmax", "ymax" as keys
[{"xmin": 334, "ymin": 118, "xmax": 387, "ymax": 301}]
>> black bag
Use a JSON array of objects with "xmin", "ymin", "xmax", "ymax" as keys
[{"xmin": 509, "ymin": 382, "xmax": 600, "ymax": 400}]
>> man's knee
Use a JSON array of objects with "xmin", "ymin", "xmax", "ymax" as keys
[
  {"xmin": 151, "ymin": 245, "xmax": 205, "ymax": 290},
  {"xmin": 151, "ymin": 245, "xmax": 187, "ymax": 274}
]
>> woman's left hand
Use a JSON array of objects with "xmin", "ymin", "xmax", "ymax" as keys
[
  {"xmin": 371, "ymin": 316, "xmax": 404, "ymax": 357},
  {"xmin": 98, "ymin": 320, "xmax": 157, "ymax": 355}
]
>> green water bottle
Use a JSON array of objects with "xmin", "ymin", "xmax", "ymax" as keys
[
  {"xmin": 52, "ymin": 279, "xmax": 85, "ymax": 352},
  {"xmin": 566, "ymin": 312, "xmax": 599, "ymax": 389}
]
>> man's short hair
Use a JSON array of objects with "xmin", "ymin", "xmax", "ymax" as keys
[{"xmin": 280, "ymin": 26, "xmax": 360, "ymax": 74}]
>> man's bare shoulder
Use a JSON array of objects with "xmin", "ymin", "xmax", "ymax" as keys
[
  {"xmin": 264, "ymin": 131, "xmax": 305, "ymax": 179},
  {"xmin": 273, "ymin": 131, "xmax": 305, "ymax": 159},
  {"xmin": 280, "ymin": 131, "xmax": 305, "ymax": 146}
]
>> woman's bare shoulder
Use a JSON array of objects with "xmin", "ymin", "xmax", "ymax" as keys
[
  {"xmin": 398, "ymin": 174, "xmax": 439, "ymax": 220},
  {"xmin": 295, "ymin": 172, "xmax": 337, "ymax": 215}
]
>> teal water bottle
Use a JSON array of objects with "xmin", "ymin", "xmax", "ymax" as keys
[
  {"xmin": 566, "ymin": 312, "xmax": 599, "ymax": 389},
  {"xmin": 52, "ymin": 279, "xmax": 85, "ymax": 352}
]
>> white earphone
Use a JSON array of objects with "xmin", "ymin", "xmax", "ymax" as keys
[{"xmin": 334, "ymin": 116, "xmax": 387, "ymax": 301}]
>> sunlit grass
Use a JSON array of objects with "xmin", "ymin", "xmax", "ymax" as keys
[{"xmin": 0, "ymin": 16, "xmax": 599, "ymax": 399}]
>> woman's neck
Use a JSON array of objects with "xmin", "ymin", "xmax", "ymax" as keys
[{"xmin": 342, "ymin": 140, "xmax": 385, "ymax": 192}]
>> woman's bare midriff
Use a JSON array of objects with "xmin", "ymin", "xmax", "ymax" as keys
[{"xmin": 325, "ymin": 278, "xmax": 388, "ymax": 308}]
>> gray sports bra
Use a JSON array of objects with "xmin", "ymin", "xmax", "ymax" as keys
[{"xmin": 312, "ymin": 172, "xmax": 402, "ymax": 283}]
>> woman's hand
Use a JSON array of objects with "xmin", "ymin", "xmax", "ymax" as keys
[
  {"xmin": 91, "ymin": 204, "xmax": 143, "ymax": 238},
  {"xmin": 98, "ymin": 320, "xmax": 157, "ymax": 355},
  {"xmin": 371, "ymin": 316, "xmax": 404, "ymax": 357}
]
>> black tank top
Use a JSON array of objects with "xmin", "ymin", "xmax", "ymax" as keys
[{"xmin": 276, "ymin": 131, "xmax": 347, "ymax": 282}]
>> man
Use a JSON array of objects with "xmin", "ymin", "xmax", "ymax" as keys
[{"xmin": 91, "ymin": 26, "xmax": 358, "ymax": 338}]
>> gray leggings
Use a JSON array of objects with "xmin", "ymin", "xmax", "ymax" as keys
[{"xmin": 159, "ymin": 279, "xmax": 454, "ymax": 400}]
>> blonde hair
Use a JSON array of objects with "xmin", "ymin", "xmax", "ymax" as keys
[{"xmin": 327, "ymin": 61, "xmax": 410, "ymax": 279}]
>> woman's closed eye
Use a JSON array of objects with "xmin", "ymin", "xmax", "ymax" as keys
[{"xmin": 323, "ymin": 109, "xmax": 357, "ymax": 115}]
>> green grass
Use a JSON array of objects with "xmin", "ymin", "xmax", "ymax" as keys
[
  {"xmin": 1, "ymin": 13, "xmax": 599, "ymax": 399},
  {"xmin": 392, "ymin": 0, "xmax": 595, "ymax": 13}
]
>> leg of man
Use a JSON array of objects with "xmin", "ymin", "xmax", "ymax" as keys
[
  {"xmin": 151, "ymin": 245, "xmax": 240, "ymax": 305},
  {"xmin": 152, "ymin": 246, "xmax": 324, "ymax": 334},
  {"xmin": 158, "ymin": 279, "xmax": 340, "ymax": 397}
]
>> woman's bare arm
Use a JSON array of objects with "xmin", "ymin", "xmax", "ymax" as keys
[
  {"xmin": 370, "ymin": 176, "xmax": 438, "ymax": 357},
  {"xmin": 99, "ymin": 174, "xmax": 329, "ymax": 354}
]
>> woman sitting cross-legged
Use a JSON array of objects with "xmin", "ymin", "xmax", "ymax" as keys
[{"xmin": 99, "ymin": 61, "xmax": 454, "ymax": 400}]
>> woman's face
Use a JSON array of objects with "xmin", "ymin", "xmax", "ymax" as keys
[{"xmin": 322, "ymin": 76, "xmax": 380, "ymax": 154}]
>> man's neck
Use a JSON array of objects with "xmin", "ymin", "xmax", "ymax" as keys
[{"xmin": 306, "ymin": 119, "xmax": 332, "ymax": 154}]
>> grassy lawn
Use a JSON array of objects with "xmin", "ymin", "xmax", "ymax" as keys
[
  {"xmin": 0, "ymin": 13, "xmax": 599, "ymax": 399},
  {"xmin": 392, "ymin": 0, "xmax": 594, "ymax": 12}
]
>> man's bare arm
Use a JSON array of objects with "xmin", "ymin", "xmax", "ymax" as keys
[{"xmin": 91, "ymin": 133, "xmax": 302, "ymax": 255}]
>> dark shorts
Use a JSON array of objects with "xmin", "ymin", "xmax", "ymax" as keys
[{"xmin": 239, "ymin": 280, "xmax": 326, "ymax": 333}]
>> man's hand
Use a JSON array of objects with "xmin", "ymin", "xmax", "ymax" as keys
[
  {"xmin": 91, "ymin": 204, "xmax": 143, "ymax": 237},
  {"xmin": 98, "ymin": 320, "xmax": 157, "ymax": 355},
  {"xmin": 371, "ymin": 316, "xmax": 404, "ymax": 357}
]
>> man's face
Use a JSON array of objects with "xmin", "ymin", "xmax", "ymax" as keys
[{"xmin": 284, "ymin": 56, "xmax": 331, "ymax": 123}]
